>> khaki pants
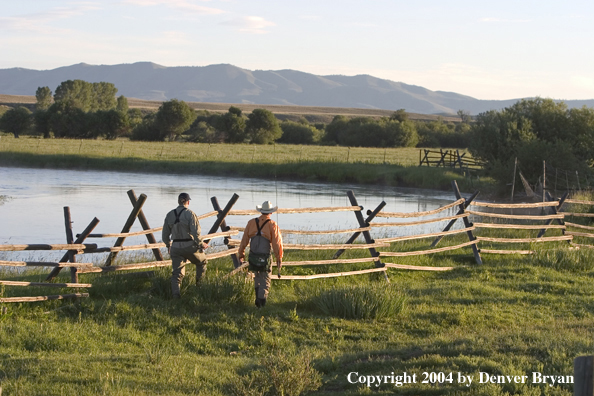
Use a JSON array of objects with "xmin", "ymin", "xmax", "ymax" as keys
[
  {"xmin": 253, "ymin": 270, "xmax": 271, "ymax": 303},
  {"xmin": 170, "ymin": 242, "xmax": 207, "ymax": 297}
]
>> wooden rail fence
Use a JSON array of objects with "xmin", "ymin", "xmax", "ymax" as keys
[
  {"xmin": 419, "ymin": 149, "xmax": 484, "ymax": 171},
  {"xmin": 6, "ymin": 185, "xmax": 594, "ymax": 303},
  {"xmin": 222, "ymin": 190, "xmax": 391, "ymax": 282}
]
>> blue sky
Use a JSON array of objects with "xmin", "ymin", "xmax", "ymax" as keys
[{"xmin": 1, "ymin": 0, "xmax": 593, "ymax": 100}]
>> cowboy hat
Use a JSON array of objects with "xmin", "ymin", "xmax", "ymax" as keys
[{"xmin": 256, "ymin": 201, "xmax": 278, "ymax": 214}]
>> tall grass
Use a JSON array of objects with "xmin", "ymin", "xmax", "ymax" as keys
[
  {"xmin": 230, "ymin": 351, "xmax": 322, "ymax": 396},
  {"xmin": 306, "ymin": 283, "xmax": 406, "ymax": 319}
]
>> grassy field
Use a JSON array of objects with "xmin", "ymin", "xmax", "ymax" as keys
[
  {"xmin": 0, "ymin": 136, "xmax": 488, "ymax": 192},
  {"xmin": 0, "ymin": 229, "xmax": 592, "ymax": 395}
]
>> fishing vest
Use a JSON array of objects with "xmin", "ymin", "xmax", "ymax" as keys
[
  {"xmin": 248, "ymin": 218, "xmax": 272, "ymax": 271},
  {"xmin": 171, "ymin": 207, "xmax": 192, "ymax": 243}
]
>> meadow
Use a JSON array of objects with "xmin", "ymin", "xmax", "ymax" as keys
[
  {"xmin": 0, "ymin": 136, "xmax": 487, "ymax": 191},
  {"xmin": 1, "ymin": 134, "xmax": 588, "ymax": 395},
  {"xmin": 0, "ymin": 229, "xmax": 593, "ymax": 395}
]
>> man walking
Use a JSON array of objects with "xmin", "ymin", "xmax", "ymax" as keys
[
  {"xmin": 238, "ymin": 201, "xmax": 283, "ymax": 308},
  {"xmin": 162, "ymin": 193, "xmax": 208, "ymax": 299}
]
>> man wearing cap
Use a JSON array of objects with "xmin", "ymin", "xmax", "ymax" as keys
[
  {"xmin": 162, "ymin": 193, "xmax": 208, "ymax": 299},
  {"xmin": 238, "ymin": 201, "xmax": 284, "ymax": 308}
]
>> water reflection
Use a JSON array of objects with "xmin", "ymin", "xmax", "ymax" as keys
[{"xmin": 0, "ymin": 167, "xmax": 463, "ymax": 261}]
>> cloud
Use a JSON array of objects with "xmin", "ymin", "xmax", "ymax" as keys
[
  {"xmin": 220, "ymin": 16, "xmax": 275, "ymax": 34},
  {"xmin": 0, "ymin": 3, "xmax": 101, "ymax": 33},
  {"xmin": 121, "ymin": 0, "xmax": 224, "ymax": 15}
]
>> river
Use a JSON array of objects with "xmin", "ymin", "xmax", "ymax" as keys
[{"xmin": 0, "ymin": 166, "xmax": 462, "ymax": 262}]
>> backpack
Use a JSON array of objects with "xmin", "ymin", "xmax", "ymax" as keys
[{"xmin": 248, "ymin": 218, "xmax": 272, "ymax": 272}]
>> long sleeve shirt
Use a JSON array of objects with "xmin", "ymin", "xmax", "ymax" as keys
[
  {"xmin": 162, "ymin": 205, "xmax": 205, "ymax": 249},
  {"xmin": 238, "ymin": 214, "xmax": 283, "ymax": 262}
]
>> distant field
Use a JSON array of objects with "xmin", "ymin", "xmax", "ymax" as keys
[
  {"xmin": 0, "ymin": 94, "xmax": 460, "ymax": 123},
  {"xmin": 0, "ymin": 136, "xmax": 486, "ymax": 191},
  {"xmin": 0, "ymin": 136, "xmax": 424, "ymax": 166}
]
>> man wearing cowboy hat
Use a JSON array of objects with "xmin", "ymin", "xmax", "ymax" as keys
[
  {"xmin": 162, "ymin": 192, "xmax": 208, "ymax": 299},
  {"xmin": 238, "ymin": 201, "xmax": 284, "ymax": 307}
]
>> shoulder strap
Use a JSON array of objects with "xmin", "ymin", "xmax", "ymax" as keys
[
  {"xmin": 174, "ymin": 207, "xmax": 186, "ymax": 224},
  {"xmin": 254, "ymin": 218, "xmax": 270, "ymax": 236}
]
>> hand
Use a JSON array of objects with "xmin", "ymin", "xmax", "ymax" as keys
[
  {"xmin": 167, "ymin": 247, "xmax": 171, "ymax": 254},
  {"xmin": 202, "ymin": 243, "xmax": 209, "ymax": 250},
  {"xmin": 277, "ymin": 262, "xmax": 282, "ymax": 278}
]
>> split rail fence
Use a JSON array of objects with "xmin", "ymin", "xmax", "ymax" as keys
[
  {"xmin": 3, "ymin": 183, "xmax": 594, "ymax": 303},
  {"xmin": 419, "ymin": 149, "xmax": 484, "ymax": 171}
]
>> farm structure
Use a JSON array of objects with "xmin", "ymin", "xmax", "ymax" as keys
[{"xmin": 1, "ymin": 181, "xmax": 593, "ymax": 303}]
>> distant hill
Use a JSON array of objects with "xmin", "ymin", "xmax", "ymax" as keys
[{"xmin": 1, "ymin": 62, "xmax": 593, "ymax": 115}]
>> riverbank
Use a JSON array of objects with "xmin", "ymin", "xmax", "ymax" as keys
[{"xmin": 0, "ymin": 136, "xmax": 491, "ymax": 192}]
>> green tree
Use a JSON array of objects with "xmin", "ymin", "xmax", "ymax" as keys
[
  {"xmin": 323, "ymin": 115, "xmax": 348, "ymax": 144},
  {"xmin": 155, "ymin": 99, "xmax": 196, "ymax": 141},
  {"xmin": 91, "ymin": 82, "xmax": 118, "ymax": 111},
  {"xmin": 457, "ymin": 109, "xmax": 472, "ymax": 123},
  {"xmin": 218, "ymin": 108, "xmax": 247, "ymax": 143},
  {"xmin": 228, "ymin": 106, "xmax": 242, "ymax": 117},
  {"xmin": 385, "ymin": 119, "xmax": 418, "ymax": 147},
  {"xmin": 186, "ymin": 121, "xmax": 222, "ymax": 143},
  {"xmin": 246, "ymin": 109, "xmax": 282, "ymax": 144},
  {"xmin": 0, "ymin": 106, "xmax": 32, "ymax": 138},
  {"xmin": 47, "ymin": 101, "xmax": 94, "ymax": 138},
  {"xmin": 34, "ymin": 110, "xmax": 52, "ymax": 138},
  {"xmin": 279, "ymin": 120, "xmax": 321, "ymax": 144},
  {"xmin": 93, "ymin": 110, "xmax": 130, "ymax": 140},
  {"xmin": 127, "ymin": 108, "xmax": 144, "ymax": 130},
  {"xmin": 131, "ymin": 113, "xmax": 161, "ymax": 141},
  {"xmin": 54, "ymin": 80, "xmax": 93, "ymax": 112},
  {"xmin": 469, "ymin": 98, "xmax": 594, "ymax": 185},
  {"xmin": 35, "ymin": 86, "xmax": 53, "ymax": 110},
  {"xmin": 390, "ymin": 109, "xmax": 408, "ymax": 122},
  {"xmin": 116, "ymin": 95, "xmax": 129, "ymax": 113},
  {"xmin": 53, "ymin": 80, "xmax": 118, "ymax": 112}
]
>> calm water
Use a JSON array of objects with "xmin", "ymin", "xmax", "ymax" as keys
[{"xmin": 0, "ymin": 166, "xmax": 461, "ymax": 261}]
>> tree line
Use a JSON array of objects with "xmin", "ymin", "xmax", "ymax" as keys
[
  {"xmin": 4, "ymin": 79, "xmax": 593, "ymax": 187},
  {"xmin": 0, "ymin": 79, "xmax": 473, "ymax": 149}
]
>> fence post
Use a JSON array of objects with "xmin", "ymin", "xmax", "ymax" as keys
[
  {"xmin": 574, "ymin": 356, "xmax": 593, "ymax": 396},
  {"xmin": 345, "ymin": 191, "xmax": 389, "ymax": 282},
  {"xmin": 537, "ymin": 191, "xmax": 568, "ymax": 238},
  {"xmin": 451, "ymin": 181, "xmax": 482, "ymax": 265},
  {"xmin": 46, "ymin": 217, "xmax": 100, "ymax": 281},
  {"xmin": 127, "ymin": 190, "xmax": 163, "ymax": 262},
  {"xmin": 105, "ymin": 194, "xmax": 147, "ymax": 266},
  {"xmin": 209, "ymin": 194, "xmax": 241, "ymax": 268},
  {"xmin": 431, "ymin": 190, "xmax": 479, "ymax": 247},
  {"xmin": 63, "ymin": 207, "xmax": 79, "ymax": 283},
  {"xmin": 333, "ymin": 200, "xmax": 386, "ymax": 259}
]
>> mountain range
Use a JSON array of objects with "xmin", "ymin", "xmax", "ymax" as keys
[{"xmin": 1, "ymin": 62, "xmax": 592, "ymax": 115}]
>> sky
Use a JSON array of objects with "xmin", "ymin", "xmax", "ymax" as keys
[{"xmin": 1, "ymin": 0, "xmax": 594, "ymax": 100}]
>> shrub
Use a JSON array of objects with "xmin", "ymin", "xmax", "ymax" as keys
[
  {"xmin": 246, "ymin": 108, "xmax": 282, "ymax": 144},
  {"xmin": 185, "ymin": 121, "xmax": 224, "ymax": 143},
  {"xmin": 279, "ymin": 121, "xmax": 322, "ymax": 144},
  {"xmin": 131, "ymin": 113, "xmax": 163, "ymax": 141}
]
